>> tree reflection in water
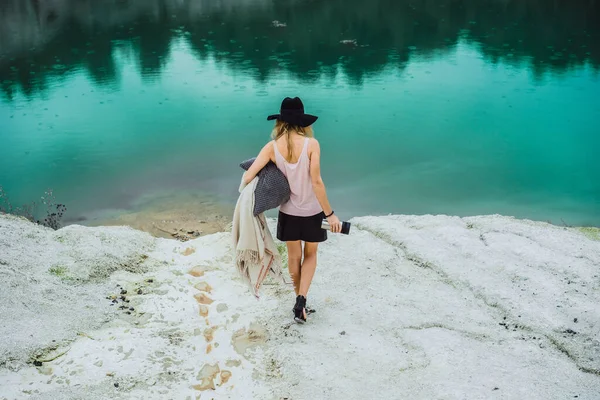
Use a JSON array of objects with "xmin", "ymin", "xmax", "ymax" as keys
[{"xmin": 0, "ymin": 0, "xmax": 598, "ymax": 101}]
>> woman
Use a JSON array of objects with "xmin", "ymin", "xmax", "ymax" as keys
[{"xmin": 243, "ymin": 97, "xmax": 341, "ymax": 323}]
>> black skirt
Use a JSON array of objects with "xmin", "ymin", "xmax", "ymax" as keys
[{"xmin": 277, "ymin": 211, "xmax": 327, "ymax": 243}]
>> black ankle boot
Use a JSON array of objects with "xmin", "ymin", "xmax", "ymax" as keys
[{"xmin": 293, "ymin": 295, "xmax": 307, "ymax": 324}]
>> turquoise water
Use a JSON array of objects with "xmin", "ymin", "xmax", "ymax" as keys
[{"xmin": 1, "ymin": 0, "xmax": 599, "ymax": 226}]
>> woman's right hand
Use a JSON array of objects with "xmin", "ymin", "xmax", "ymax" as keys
[{"xmin": 327, "ymin": 213, "xmax": 342, "ymax": 233}]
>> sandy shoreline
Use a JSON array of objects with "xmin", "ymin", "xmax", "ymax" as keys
[
  {"xmin": 78, "ymin": 191, "xmax": 234, "ymax": 241},
  {"xmin": 1, "ymin": 213, "xmax": 599, "ymax": 399}
]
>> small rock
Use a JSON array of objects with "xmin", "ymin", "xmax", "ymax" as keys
[
  {"xmin": 137, "ymin": 289, "xmax": 142, "ymax": 295},
  {"xmin": 339, "ymin": 331, "xmax": 346, "ymax": 336},
  {"xmin": 120, "ymin": 290, "xmax": 127, "ymax": 295},
  {"xmin": 94, "ymin": 360, "xmax": 103, "ymax": 367},
  {"xmin": 493, "ymin": 387, "xmax": 499, "ymax": 390},
  {"xmin": 114, "ymin": 382, "xmax": 119, "ymax": 388},
  {"xmin": 147, "ymin": 279, "xmax": 154, "ymax": 283},
  {"xmin": 33, "ymin": 361, "xmax": 42, "ymax": 367},
  {"xmin": 272, "ymin": 20, "xmax": 287, "ymax": 28},
  {"xmin": 129, "ymin": 307, "xmax": 135, "ymax": 311},
  {"xmin": 574, "ymin": 318, "xmax": 578, "ymax": 323}
]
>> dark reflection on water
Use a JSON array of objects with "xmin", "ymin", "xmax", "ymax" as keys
[{"xmin": 1, "ymin": 0, "xmax": 599, "ymax": 100}]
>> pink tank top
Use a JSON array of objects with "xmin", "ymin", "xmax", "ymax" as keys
[{"xmin": 273, "ymin": 138, "xmax": 322, "ymax": 217}]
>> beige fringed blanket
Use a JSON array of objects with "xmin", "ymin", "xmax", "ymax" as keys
[{"xmin": 232, "ymin": 176, "xmax": 285, "ymax": 297}]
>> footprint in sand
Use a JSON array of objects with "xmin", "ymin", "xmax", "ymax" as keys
[
  {"xmin": 193, "ymin": 363, "xmax": 220, "ymax": 391},
  {"xmin": 192, "ymin": 364, "xmax": 233, "ymax": 391},
  {"xmin": 188, "ymin": 266, "xmax": 204, "ymax": 277},
  {"xmin": 204, "ymin": 326, "xmax": 218, "ymax": 342},
  {"xmin": 231, "ymin": 323, "xmax": 268, "ymax": 356},
  {"xmin": 194, "ymin": 293, "xmax": 213, "ymax": 305},
  {"xmin": 194, "ymin": 281, "xmax": 212, "ymax": 292},
  {"xmin": 198, "ymin": 305, "xmax": 209, "ymax": 317},
  {"xmin": 225, "ymin": 359, "xmax": 241, "ymax": 368},
  {"xmin": 182, "ymin": 247, "xmax": 196, "ymax": 256},
  {"xmin": 220, "ymin": 370, "xmax": 232, "ymax": 384},
  {"xmin": 216, "ymin": 303, "xmax": 228, "ymax": 313}
]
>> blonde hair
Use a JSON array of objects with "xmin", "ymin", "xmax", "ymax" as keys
[{"xmin": 271, "ymin": 121, "xmax": 314, "ymax": 162}]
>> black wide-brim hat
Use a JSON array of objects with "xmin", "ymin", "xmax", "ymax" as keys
[{"xmin": 267, "ymin": 97, "xmax": 318, "ymax": 127}]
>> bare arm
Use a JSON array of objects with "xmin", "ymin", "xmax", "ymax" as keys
[
  {"xmin": 243, "ymin": 142, "xmax": 274, "ymax": 185},
  {"xmin": 309, "ymin": 139, "xmax": 342, "ymax": 232}
]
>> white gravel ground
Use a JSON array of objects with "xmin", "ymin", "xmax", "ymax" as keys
[{"xmin": 1, "ymin": 213, "xmax": 599, "ymax": 400}]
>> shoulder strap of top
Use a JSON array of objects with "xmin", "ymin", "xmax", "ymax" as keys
[
  {"xmin": 271, "ymin": 140, "xmax": 282, "ymax": 164},
  {"xmin": 301, "ymin": 137, "xmax": 309, "ymax": 157}
]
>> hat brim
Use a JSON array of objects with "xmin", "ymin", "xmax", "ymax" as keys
[{"xmin": 267, "ymin": 113, "xmax": 318, "ymax": 127}]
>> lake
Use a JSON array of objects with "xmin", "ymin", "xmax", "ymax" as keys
[{"xmin": 1, "ymin": 0, "xmax": 599, "ymax": 227}]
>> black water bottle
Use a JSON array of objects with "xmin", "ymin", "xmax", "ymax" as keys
[{"xmin": 321, "ymin": 220, "xmax": 351, "ymax": 235}]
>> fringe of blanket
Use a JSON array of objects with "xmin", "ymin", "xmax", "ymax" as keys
[
  {"xmin": 236, "ymin": 249, "xmax": 261, "ymax": 267},
  {"xmin": 235, "ymin": 249, "xmax": 264, "ymax": 298},
  {"xmin": 235, "ymin": 249, "xmax": 285, "ymax": 298}
]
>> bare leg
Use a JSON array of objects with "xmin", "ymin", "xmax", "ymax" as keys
[
  {"xmin": 286, "ymin": 241, "xmax": 302, "ymax": 295},
  {"xmin": 298, "ymin": 242, "xmax": 319, "ymax": 297}
]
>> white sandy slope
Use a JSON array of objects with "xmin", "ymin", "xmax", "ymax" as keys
[{"xmin": 0, "ymin": 213, "xmax": 599, "ymax": 400}]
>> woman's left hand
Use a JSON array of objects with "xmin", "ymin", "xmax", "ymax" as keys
[{"xmin": 327, "ymin": 214, "xmax": 342, "ymax": 233}]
